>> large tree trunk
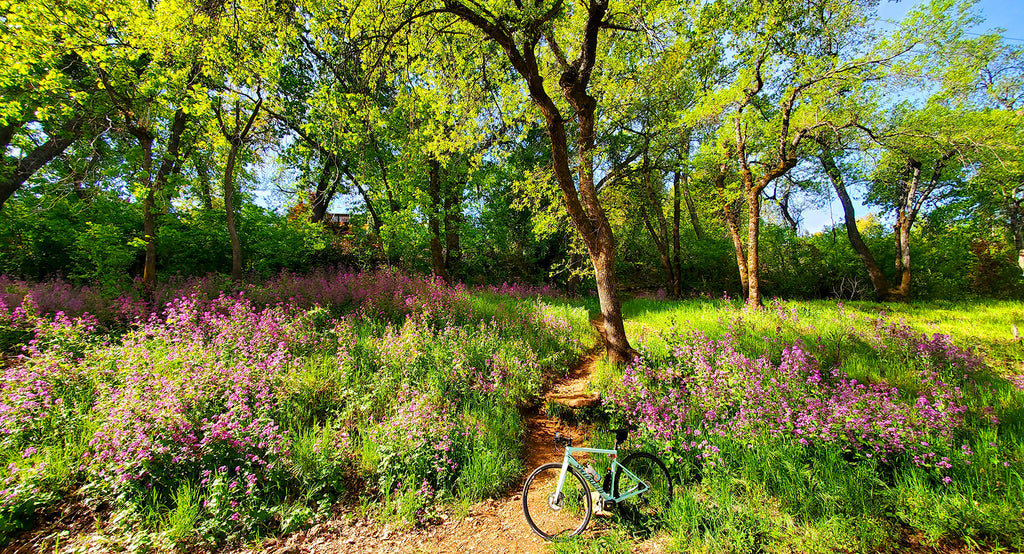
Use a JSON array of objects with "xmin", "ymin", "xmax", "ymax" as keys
[
  {"xmin": 893, "ymin": 212, "xmax": 913, "ymax": 299},
  {"xmin": 443, "ymin": 176, "xmax": 462, "ymax": 276},
  {"xmin": 724, "ymin": 207, "xmax": 748, "ymax": 298},
  {"xmin": 745, "ymin": 188, "xmax": 763, "ymax": 306},
  {"xmin": 889, "ymin": 159, "xmax": 923, "ymax": 302},
  {"xmin": 716, "ymin": 164, "xmax": 748, "ymax": 298},
  {"xmin": 224, "ymin": 143, "xmax": 243, "ymax": 280},
  {"xmin": 0, "ymin": 116, "xmax": 85, "ymax": 212},
  {"xmin": 573, "ymin": 92, "xmax": 631, "ymax": 364},
  {"xmin": 427, "ymin": 158, "xmax": 448, "ymax": 283},
  {"xmin": 818, "ymin": 149, "xmax": 893, "ymax": 299},
  {"xmin": 893, "ymin": 153, "xmax": 952, "ymax": 301}
]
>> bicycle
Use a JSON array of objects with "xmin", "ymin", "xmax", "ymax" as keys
[{"xmin": 521, "ymin": 427, "xmax": 673, "ymax": 539}]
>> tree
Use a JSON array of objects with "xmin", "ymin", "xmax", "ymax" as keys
[
  {"xmin": 213, "ymin": 95, "xmax": 264, "ymax": 280},
  {"xmin": 266, "ymin": 4, "xmax": 381, "ymax": 227},
  {"xmin": 706, "ymin": 0, "xmax": 920, "ymax": 306},
  {"xmin": 831, "ymin": 0, "xmax": 1023, "ymax": 299},
  {"xmin": 948, "ymin": 40, "xmax": 1024, "ymax": 275},
  {"xmin": 410, "ymin": 0, "xmax": 647, "ymax": 361},
  {"xmin": 598, "ymin": 19, "xmax": 725, "ymax": 297},
  {"xmin": 815, "ymin": 132, "xmax": 895, "ymax": 298}
]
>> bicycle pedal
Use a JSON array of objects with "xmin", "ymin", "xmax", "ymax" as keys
[{"xmin": 591, "ymin": 492, "xmax": 612, "ymax": 516}]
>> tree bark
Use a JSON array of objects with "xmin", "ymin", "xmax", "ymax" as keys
[
  {"xmin": 672, "ymin": 171, "xmax": 682, "ymax": 297},
  {"xmin": 0, "ymin": 123, "xmax": 16, "ymax": 155},
  {"xmin": 216, "ymin": 98, "xmax": 262, "ymax": 281},
  {"xmin": 716, "ymin": 164, "xmax": 748, "ymax": 298},
  {"xmin": 640, "ymin": 159, "xmax": 675, "ymax": 295},
  {"xmin": 223, "ymin": 143, "xmax": 243, "ymax": 280},
  {"xmin": 891, "ymin": 159, "xmax": 924, "ymax": 301},
  {"xmin": 893, "ymin": 209, "xmax": 913, "ymax": 300},
  {"xmin": 309, "ymin": 160, "xmax": 338, "ymax": 224},
  {"xmin": 682, "ymin": 174, "xmax": 704, "ymax": 241},
  {"xmin": 734, "ymin": 164, "xmax": 797, "ymax": 307},
  {"xmin": 443, "ymin": 172, "xmax": 462, "ymax": 276},
  {"xmin": 143, "ymin": 108, "xmax": 190, "ymax": 287},
  {"xmin": 745, "ymin": 188, "xmax": 763, "ymax": 306},
  {"xmin": 427, "ymin": 157, "xmax": 448, "ymax": 283},
  {"xmin": 892, "ymin": 156, "xmax": 938, "ymax": 301},
  {"xmin": 776, "ymin": 187, "xmax": 798, "ymax": 232},
  {"xmin": 818, "ymin": 148, "xmax": 893, "ymax": 299}
]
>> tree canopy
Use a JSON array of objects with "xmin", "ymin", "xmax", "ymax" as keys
[{"xmin": 2, "ymin": 0, "xmax": 1023, "ymax": 353}]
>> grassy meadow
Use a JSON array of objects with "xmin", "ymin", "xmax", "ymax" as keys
[
  {"xmin": 578, "ymin": 296, "xmax": 1024, "ymax": 553},
  {"xmin": 0, "ymin": 272, "xmax": 1021, "ymax": 552}
]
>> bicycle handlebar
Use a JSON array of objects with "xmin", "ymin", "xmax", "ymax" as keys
[{"xmin": 554, "ymin": 432, "xmax": 572, "ymax": 447}]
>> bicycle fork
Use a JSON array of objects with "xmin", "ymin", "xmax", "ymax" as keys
[{"xmin": 550, "ymin": 451, "xmax": 572, "ymax": 510}]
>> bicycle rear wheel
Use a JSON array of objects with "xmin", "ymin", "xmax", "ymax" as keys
[
  {"xmin": 613, "ymin": 452, "xmax": 673, "ymax": 527},
  {"xmin": 522, "ymin": 463, "xmax": 593, "ymax": 539}
]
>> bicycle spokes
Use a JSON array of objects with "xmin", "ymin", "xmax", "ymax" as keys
[{"xmin": 522, "ymin": 463, "xmax": 592, "ymax": 539}]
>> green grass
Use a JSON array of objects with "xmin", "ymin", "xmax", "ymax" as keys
[
  {"xmin": 565, "ymin": 297, "xmax": 1024, "ymax": 552},
  {"xmin": 5, "ymin": 283, "xmax": 1022, "ymax": 551}
]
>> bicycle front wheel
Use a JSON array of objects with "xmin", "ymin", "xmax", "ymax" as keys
[
  {"xmin": 613, "ymin": 452, "xmax": 673, "ymax": 525},
  {"xmin": 522, "ymin": 462, "xmax": 593, "ymax": 539}
]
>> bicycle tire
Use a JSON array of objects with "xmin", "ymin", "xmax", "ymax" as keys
[
  {"xmin": 612, "ymin": 452, "xmax": 673, "ymax": 524},
  {"xmin": 522, "ymin": 462, "xmax": 593, "ymax": 539}
]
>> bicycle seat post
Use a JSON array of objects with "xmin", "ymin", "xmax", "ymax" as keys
[{"xmin": 613, "ymin": 428, "xmax": 629, "ymax": 450}]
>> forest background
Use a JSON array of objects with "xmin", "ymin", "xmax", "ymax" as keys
[{"xmin": 2, "ymin": 0, "xmax": 1024, "ymax": 324}]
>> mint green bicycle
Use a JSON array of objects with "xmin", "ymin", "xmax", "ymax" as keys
[{"xmin": 522, "ymin": 428, "xmax": 673, "ymax": 539}]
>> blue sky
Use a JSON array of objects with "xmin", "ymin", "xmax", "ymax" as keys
[
  {"xmin": 800, "ymin": 0, "xmax": 1023, "ymax": 233},
  {"xmin": 877, "ymin": 0, "xmax": 1024, "ymax": 38}
]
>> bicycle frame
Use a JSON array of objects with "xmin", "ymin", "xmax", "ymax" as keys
[{"xmin": 554, "ymin": 445, "xmax": 649, "ymax": 504}]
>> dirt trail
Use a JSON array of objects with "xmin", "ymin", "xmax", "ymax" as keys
[{"xmin": 250, "ymin": 338, "xmax": 607, "ymax": 554}]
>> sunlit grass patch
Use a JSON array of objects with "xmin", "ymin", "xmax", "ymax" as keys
[{"xmin": 605, "ymin": 296, "xmax": 1024, "ymax": 551}]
